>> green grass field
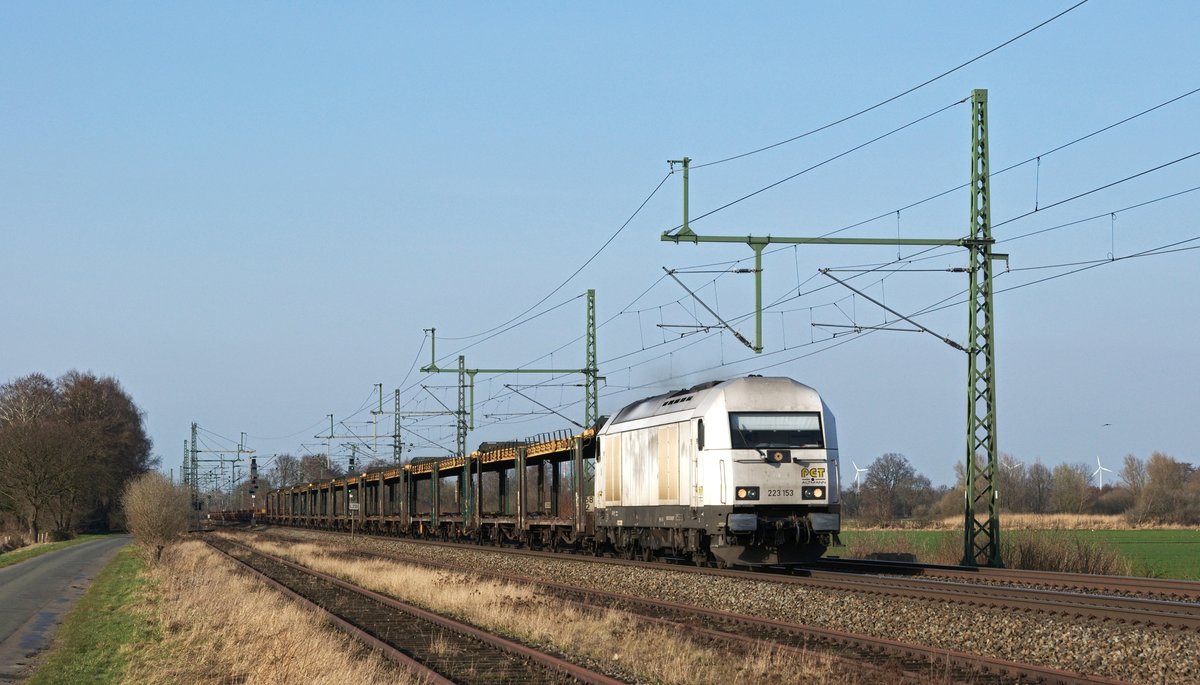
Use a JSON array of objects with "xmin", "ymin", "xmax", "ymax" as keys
[
  {"xmin": 0, "ymin": 535, "xmax": 111, "ymax": 570},
  {"xmin": 838, "ymin": 528, "xmax": 1200, "ymax": 579},
  {"xmin": 1072, "ymin": 529, "xmax": 1199, "ymax": 579}
]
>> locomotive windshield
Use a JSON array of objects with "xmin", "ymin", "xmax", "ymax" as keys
[{"xmin": 729, "ymin": 412, "xmax": 824, "ymax": 449}]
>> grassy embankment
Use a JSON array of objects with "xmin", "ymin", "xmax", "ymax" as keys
[
  {"xmin": 33, "ymin": 532, "xmax": 885, "ymax": 684},
  {"xmin": 0, "ymin": 534, "xmax": 110, "ymax": 570},
  {"xmin": 841, "ymin": 514, "xmax": 1200, "ymax": 579},
  {"xmin": 29, "ymin": 540, "xmax": 407, "ymax": 684},
  {"xmin": 230, "ymin": 531, "xmax": 886, "ymax": 684},
  {"xmin": 27, "ymin": 546, "xmax": 153, "ymax": 684}
]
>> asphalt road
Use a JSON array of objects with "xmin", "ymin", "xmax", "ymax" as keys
[{"xmin": 0, "ymin": 535, "xmax": 132, "ymax": 682}]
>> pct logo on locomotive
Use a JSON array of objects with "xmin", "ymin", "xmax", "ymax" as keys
[{"xmin": 799, "ymin": 466, "xmax": 827, "ymax": 483}]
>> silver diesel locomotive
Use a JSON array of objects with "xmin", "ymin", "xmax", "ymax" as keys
[{"xmin": 595, "ymin": 375, "xmax": 841, "ymax": 566}]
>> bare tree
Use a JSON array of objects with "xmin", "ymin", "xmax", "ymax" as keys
[
  {"xmin": 996, "ymin": 453, "xmax": 1029, "ymax": 512},
  {"xmin": 1025, "ymin": 461, "xmax": 1053, "ymax": 514},
  {"xmin": 1050, "ymin": 463, "xmax": 1091, "ymax": 514},
  {"xmin": 860, "ymin": 453, "xmax": 933, "ymax": 523},
  {"xmin": 1129, "ymin": 452, "xmax": 1199, "ymax": 524},
  {"xmin": 0, "ymin": 374, "xmax": 58, "ymax": 424},
  {"xmin": 0, "ymin": 371, "xmax": 153, "ymax": 539},
  {"xmin": 269, "ymin": 454, "xmax": 303, "ymax": 488},
  {"xmin": 361, "ymin": 457, "xmax": 392, "ymax": 472},
  {"xmin": 1120, "ymin": 455, "xmax": 1147, "ymax": 494},
  {"xmin": 0, "ymin": 420, "xmax": 75, "ymax": 540},
  {"xmin": 0, "ymin": 374, "xmax": 66, "ymax": 540},
  {"xmin": 122, "ymin": 472, "xmax": 191, "ymax": 561},
  {"xmin": 58, "ymin": 371, "xmax": 154, "ymax": 531},
  {"xmin": 299, "ymin": 454, "xmax": 340, "ymax": 483}
]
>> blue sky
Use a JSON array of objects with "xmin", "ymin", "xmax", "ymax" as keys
[{"xmin": 2, "ymin": 1, "xmax": 1196, "ymax": 485}]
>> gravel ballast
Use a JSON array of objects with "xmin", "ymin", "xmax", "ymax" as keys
[{"xmin": 264, "ymin": 528, "xmax": 1199, "ymax": 684}]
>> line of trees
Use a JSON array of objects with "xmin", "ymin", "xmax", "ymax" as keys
[
  {"xmin": 0, "ymin": 371, "xmax": 155, "ymax": 540},
  {"xmin": 843, "ymin": 451, "xmax": 1200, "ymax": 526}
]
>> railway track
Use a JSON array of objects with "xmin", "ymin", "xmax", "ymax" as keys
[
  {"xmin": 204, "ymin": 536, "xmax": 622, "ymax": 685},
  {"xmin": 786, "ymin": 566, "xmax": 1200, "ymax": 632},
  {"xmin": 233, "ymin": 529, "xmax": 1134, "ymax": 685},
  {"xmin": 812, "ymin": 557, "xmax": 1200, "ymax": 602},
  {"xmin": 264, "ymin": 527, "xmax": 1200, "ymax": 632}
]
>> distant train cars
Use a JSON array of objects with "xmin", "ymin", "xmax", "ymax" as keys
[{"xmin": 265, "ymin": 375, "xmax": 841, "ymax": 566}]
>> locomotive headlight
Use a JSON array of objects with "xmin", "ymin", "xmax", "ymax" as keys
[
  {"xmin": 767, "ymin": 449, "xmax": 792, "ymax": 464},
  {"xmin": 813, "ymin": 488, "xmax": 824, "ymax": 499},
  {"xmin": 735, "ymin": 486, "xmax": 760, "ymax": 501}
]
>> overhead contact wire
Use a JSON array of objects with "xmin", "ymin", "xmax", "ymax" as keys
[{"xmin": 691, "ymin": 0, "xmax": 1092, "ymax": 169}]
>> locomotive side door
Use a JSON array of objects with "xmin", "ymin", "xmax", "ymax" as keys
[{"xmin": 689, "ymin": 418, "xmax": 703, "ymax": 508}]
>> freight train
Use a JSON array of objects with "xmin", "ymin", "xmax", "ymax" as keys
[{"xmin": 265, "ymin": 375, "xmax": 841, "ymax": 566}]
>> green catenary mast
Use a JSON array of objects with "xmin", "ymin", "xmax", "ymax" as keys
[
  {"xmin": 660, "ymin": 89, "xmax": 1003, "ymax": 566},
  {"xmin": 421, "ymin": 289, "xmax": 599, "ymax": 527}
]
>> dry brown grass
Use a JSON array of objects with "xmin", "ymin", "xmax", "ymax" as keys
[
  {"xmin": 1000, "ymin": 530, "xmax": 1133, "ymax": 575},
  {"xmin": 930, "ymin": 513, "xmax": 1196, "ymax": 531},
  {"xmin": 124, "ymin": 539, "xmax": 411, "ymax": 684},
  {"xmin": 848, "ymin": 513, "xmax": 1200, "ymax": 531},
  {"xmin": 227, "ymin": 532, "xmax": 885, "ymax": 685},
  {"xmin": 844, "ymin": 526, "xmax": 1134, "ymax": 574}
]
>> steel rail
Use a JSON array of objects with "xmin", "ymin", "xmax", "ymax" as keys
[
  {"xmin": 812, "ymin": 557, "xmax": 1200, "ymax": 601},
  {"xmin": 269, "ymin": 526, "xmax": 1200, "ymax": 631},
  {"xmin": 205, "ymin": 536, "xmax": 623, "ymax": 685},
  {"xmin": 204, "ymin": 537, "xmax": 453, "ymax": 685},
  {"xmin": 246, "ymin": 530, "xmax": 1130, "ymax": 685},
  {"xmin": 789, "ymin": 568, "xmax": 1200, "ymax": 631}
]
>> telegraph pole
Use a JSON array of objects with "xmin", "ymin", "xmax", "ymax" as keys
[{"xmin": 660, "ymin": 90, "xmax": 1004, "ymax": 566}]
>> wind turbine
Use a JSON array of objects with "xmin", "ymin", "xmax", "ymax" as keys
[
  {"xmin": 851, "ymin": 461, "xmax": 868, "ymax": 488},
  {"xmin": 1092, "ymin": 455, "xmax": 1113, "ymax": 488}
]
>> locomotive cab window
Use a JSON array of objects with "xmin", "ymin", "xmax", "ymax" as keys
[{"xmin": 729, "ymin": 412, "xmax": 823, "ymax": 449}]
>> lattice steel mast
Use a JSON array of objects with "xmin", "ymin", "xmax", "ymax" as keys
[
  {"xmin": 660, "ymin": 89, "xmax": 1004, "ymax": 566},
  {"xmin": 963, "ymin": 90, "xmax": 1001, "ymax": 567},
  {"xmin": 421, "ymin": 289, "xmax": 599, "ymax": 526}
]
